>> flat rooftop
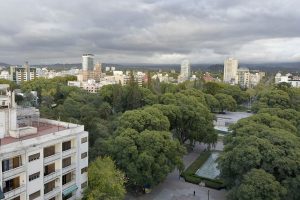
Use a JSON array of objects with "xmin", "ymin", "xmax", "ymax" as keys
[{"xmin": 0, "ymin": 122, "xmax": 67, "ymax": 145}]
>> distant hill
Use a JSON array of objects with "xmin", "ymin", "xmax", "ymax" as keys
[
  {"xmin": 0, "ymin": 62, "xmax": 10, "ymax": 67},
  {"xmin": 1, "ymin": 61, "xmax": 299, "ymax": 74}
]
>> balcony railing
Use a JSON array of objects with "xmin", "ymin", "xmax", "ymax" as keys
[
  {"xmin": 62, "ymin": 148, "xmax": 76, "ymax": 157},
  {"xmin": 44, "ymin": 169, "xmax": 61, "ymax": 183},
  {"xmin": 2, "ymin": 165, "xmax": 25, "ymax": 180},
  {"xmin": 44, "ymin": 186, "xmax": 61, "ymax": 200},
  {"xmin": 44, "ymin": 152, "xmax": 61, "ymax": 165},
  {"xmin": 62, "ymin": 180, "xmax": 76, "ymax": 190},
  {"xmin": 3, "ymin": 184, "xmax": 25, "ymax": 199},
  {"xmin": 62, "ymin": 164, "xmax": 76, "ymax": 174}
]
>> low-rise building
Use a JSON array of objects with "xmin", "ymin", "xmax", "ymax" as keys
[
  {"xmin": 275, "ymin": 73, "xmax": 300, "ymax": 87},
  {"xmin": 0, "ymin": 84, "xmax": 88, "ymax": 200}
]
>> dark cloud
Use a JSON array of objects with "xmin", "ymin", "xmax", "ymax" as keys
[{"xmin": 0, "ymin": 0, "xmax": 299, "ymax": 64}]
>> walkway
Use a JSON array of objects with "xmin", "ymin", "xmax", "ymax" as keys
[{"xmin": 126, "ymin": 141, "xmax": 226, "ymax": 200}]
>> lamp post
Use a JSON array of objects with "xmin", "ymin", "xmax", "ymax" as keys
[{"xmin": 199, "ymin": 182, "xmax": 210, "ymax": 200}]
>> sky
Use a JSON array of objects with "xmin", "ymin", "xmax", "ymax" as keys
[{"xmin": 0, "ymin": 0, "xmax": 300, "ymax": 65}]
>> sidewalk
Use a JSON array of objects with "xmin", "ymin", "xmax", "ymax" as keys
[{"xmin": 126, "ymin": 141, "xmax": 226, "ymax": 200}]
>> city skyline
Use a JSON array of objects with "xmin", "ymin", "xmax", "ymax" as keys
[{"xmin": 0, "ymin": 0, "xmax": 300, "ymax": 65}]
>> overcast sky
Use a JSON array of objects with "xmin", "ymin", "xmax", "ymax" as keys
[{"xmin": 0, "ymin": 0, "xmax": 300, "ymax": 65}]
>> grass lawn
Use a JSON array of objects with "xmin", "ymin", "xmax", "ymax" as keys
[{"xmin": 181, "ymin": 151, "xmax": 225, "ymax": 190}]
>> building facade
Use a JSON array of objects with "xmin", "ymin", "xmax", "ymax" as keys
[
  {"xmin": 223, "ymin": 58, "xmax": 238, "ymax": 84},
  {"xmin": 0, "ymin": 85, "xmax": 88, "ymax": 200},
  {"xmin": 275, "ymin": 73, "xmax": 300, "ymax": 88},
  {"xmin": 82, "ymin": 54, "xmax": 94, "ymax": 81},
  {"xmin": 178, "ymin": 59, "xmax": 191, "ymax": 83},
  {"xmin": 237, "ymin": 67, "xmax": 250, "ymax": 88},
  {"xmin": 10, "ymin": 63, "xmax": 38, "ymax": 84}
]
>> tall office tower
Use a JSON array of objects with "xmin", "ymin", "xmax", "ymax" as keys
[
  {"xmin": 223, "ymin": 58, "xmax": 238, "ymax": 84},
  {"xmin": 93, "ymin": 62, "xmax": 102, "ymax": 82},
  {"xmin": 180, "ymin": 59, "xmax": 191, "ymax": 81},
  {"xmin": 82, "ymin": 54, "xmax": 94, "ymax": 81},
  {"xmin": 0, "ymin": 84, "xmax": 88, "ymax": 200}
]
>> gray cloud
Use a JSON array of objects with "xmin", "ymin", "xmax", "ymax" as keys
[{"xmin": 0, "ymin": 0, "xmax": 300, "ymax": 64}]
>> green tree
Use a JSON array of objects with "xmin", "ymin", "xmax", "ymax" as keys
[
  {"xmin": 83, "ymin": 157, "xmax": 126, "ymax": 200},
  {"xmin": 118, "ymin": 107, "xmax": 170, "ymax": 132},
  {"xmin": 215, "ymin": 93, "xmax": 237, "ymax": 112},
  {"xmin": 204, "ymin": 94, "xmax": 220, "ymax": 112},
  {"xmin": 105, "ymin": 129, "xmax": 186, "ymax": 189},
  {"xmin": 229, "ymin": 169, "xmax": 286, "ymax": 200}
]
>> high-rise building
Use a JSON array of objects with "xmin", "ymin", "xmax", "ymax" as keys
[
  {"xmin": 223, "ymin": 58, "xmax": 238, "ymax": 84},
  {"xmin": 10, "ymin": 62, "xmax": 38, "ymax": 84},
  {"xmin": 178, "ymin": 59, "xmax": 191, "ymax": 83},
  {"xmin": 0, "ymin": 84, "xmax": 88, "ymax": 200},
  {"xmin": 82, "ymin": 54, "xmax": 94, "ymax": 81},
  {"xmin": 237, "ymin": 67, "xmax": 250, "ymax": 88}
]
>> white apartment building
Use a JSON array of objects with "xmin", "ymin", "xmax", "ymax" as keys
[
  {"xmin": 275, "ymin": 73, "xmax": 300, "ymax": 88},
  {"xmin": 0, "ymin": 71, "xmax": 9, "ymax": 80},
  {"xmin": 178, "ymin": 60, "xmax": 191, "ymax": 83},
  {"xmin": 0, "ymin": 85, "xmax": 88, "ymax": 200},
  {"xmin": 223, "ymin": 58, "xmax": 238, "ymax": 84},
  {"xmin": 237, "ymin": 67, "xmax": 250, "ymax": 88}
]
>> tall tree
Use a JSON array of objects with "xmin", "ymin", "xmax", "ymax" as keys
[{"xmin": 83, "ymin": 157, "xmax": 126, "ymax": 200}]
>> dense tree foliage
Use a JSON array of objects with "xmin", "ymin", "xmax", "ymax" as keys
[
  {"xmin": 83, "ymin": 157, "xmax": 126, "ymax": 200},
  {"xmin": 219, "ymin": 86, "xmax": 300, "ymax": 200},
  {"xmin": 228, "ymin": 169, "xmax": 286, "ymax": 200}
]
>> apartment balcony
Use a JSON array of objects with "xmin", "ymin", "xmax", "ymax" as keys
[
  {"xmin": 3, "ymin": 184, "xmax": 25, "ymax": 199},
  {"xmin": 44, "ymin": 186, "xmax": 61, "ymax": 200},
  {"xmin": 2, "ymin": 165, "xmax": 25, "ymax": 180},
  {"xmin": 44, "ymin": 152, "xmax": 61, "ymax": 165},
  {"xmin": 44, "ymin": 169, "xmax": 61, "ymax": 183},
  {"xmin": 62, "ymin": 164, "xmax": 76, "ymax": 174},
  {"xmin": 62, "ymin": 148, "xmax": 76, "ymax": 158},
  {"xmin": 62, "ymin": 180, "xmax": 76, "ymax": 191}
]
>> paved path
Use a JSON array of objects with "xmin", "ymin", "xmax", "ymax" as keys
[{"xmin": 126, "ymin": 141, "xmax": 226, "ymax": 200}]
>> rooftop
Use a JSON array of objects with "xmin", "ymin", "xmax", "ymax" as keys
[{"xmin": 0, "ymin": 121, "xmax": 67, "ymax": 145}]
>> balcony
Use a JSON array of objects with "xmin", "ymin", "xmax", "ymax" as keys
[
  {"xmin": 62, "ymin": 164, "xmax": 76, "ymax": 174},
  {"xmin": 44, "ymin": 186, "xmax": 60, "ymax": 200},
  {"xmin": 2, "ymin": 165, "xmax": 25, "ymax": 180},
  {"xmin": 62, "ymin": 180, "xmax": 76, "ymax": 191},
  {"xmin": 44, "ymin": 152, "xmax": 61, "ymax": 165},
  {"xmin": 44, "ymin": 170, "xmax": 61, "ymax": 183},
  {"xmin": 3, "ymin": 184, "xmax": 25, "ymax": 199},
  {"xmin": 62, "ymin": 148, "xmax": 76, "ymax": 158}
]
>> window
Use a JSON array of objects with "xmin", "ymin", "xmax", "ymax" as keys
[
  {"xmin": 44, "ymin": 163, "xmax": 55, "ymax": 176},
  {"xmin": 62, "ymin": 172, "xmax": 72, "ymax": 185},
  {"xmin": 29, "ymin": 153, "xmax": 40, "ymax": 162},
  {"xmin": 62, "ymin": 157, "xmax": 71, "ymax": 168},
  {"xmin": 12, "ymin": 196, "xmax": 20, "ymax": 200},
  {"xmin": 29, "ymin": 172, "xmax": 40, "ymax": 181},
  {"xmin": 3, "ymin": 177, "xmax": 20, "ymax": 193},
  {"xmin": 81, "ymin": 137, "xmax": 87, "ymax": 144},
  {"xmin": 2, "ymin": 156, "xmax": 22, "ymax": 172},
  {"xmin": 44, "ymin": 146, "xmax": 55, "ymax": 158},
  {"xmin": 63, "ymin": 193, "xmax": 72, "ymax": 200},
  {"xmin": 81, "ymin": 152, "xmax": 87, "ymax": 159},
  {"xmin": 81, "ymin": 167, "xmax": 88, "ymax": 174},
  {"xmin": 81, "ymin": 182, "xmax": 87, "ymax": 189},
  {"xmin": 29, "ymin": 190, "xmax": 40, "ymax": 200},
  {"xmin": 62, "ymin": 141, "xmax": 71, "ymax": 151},
  {"xmin": 44, "ymin": 180, "xmax": 55, "ymax": 194}
]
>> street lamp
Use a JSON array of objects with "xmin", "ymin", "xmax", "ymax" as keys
[{"xmin": 199, "ymin": 182, "xmax": 210, "ymax": 200}]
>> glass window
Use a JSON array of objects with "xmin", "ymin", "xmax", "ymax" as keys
[
  {"xmin": 29, "ymin": 172, "xmax": 40, "ymax": 181},
  {"xmin": 81, "ymin": 137, "xmax": 87, "ymax": 144},
  {"xmin": 81, "ymin": 152, "xmax": 87, "ymax": 159},
  {"xmin": 29, "ymin": 153, "xmax": 40, "ymax": 162},
  {"xmin": 29, "ymin": 190, "xmax": 40, "ymax": 200}
]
